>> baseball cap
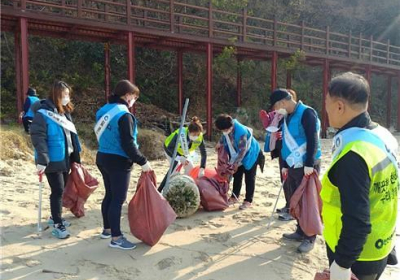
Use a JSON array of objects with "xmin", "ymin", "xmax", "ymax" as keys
[{"xmin": 270, "ymin": 89, "xmax": 291, "ymax": 109}]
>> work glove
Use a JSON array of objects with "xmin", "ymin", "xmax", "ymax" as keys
[
  {"xmin": 281, "ymin": 168, "xmax": 288, "ymax": 181},
  {"xmin": 36, "ymin": 164, "xmax": 46, "ymax": 175},
  {"xmin": 179, "ymin": 156, "xmax": 190, "ymax": 166},
  {"xmin": 304, "ymin": 166, "xmax": 314, "ymax": 176},
  {"xmin": 198, "ymin": 168, "xmax": 205, "ymax": 178},
  {"xmin": 330, "ymin": 261, "xmax": 351, "ymax": 280},
  {"xmin": 141, "ymin": 162, "xmax": 152, "ymax": 172}
]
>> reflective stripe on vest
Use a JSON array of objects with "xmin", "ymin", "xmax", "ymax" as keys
[
  {"xmin": 164, "ymin": 127, "xmax": 204, "ymax": 156},
  {"xmin": 321, "ymin": 127, "xmax": 398, "ymax": 261}
]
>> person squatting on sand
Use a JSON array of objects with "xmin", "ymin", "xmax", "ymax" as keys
[{"xmin": 158, "ymin": 116, "xmax": 207, "ymax": 192}]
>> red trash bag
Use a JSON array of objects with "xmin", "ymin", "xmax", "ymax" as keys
[
  {"xmin": 196, "ymin": 177, "xmax": 229, "ymax": 211},
  {"xmin": 128, "ymin": 171, "xmax": 177, "ymax": 246},
  {"xmin": 189, "ymin": 166, "xmax": 217, "ymax": 180},
  {"xmin": 62, "ymin": 163, "xmax": 99, "ymax": 218},
  {"xmin": 314, "ymin": 269, "xmax": 359, "ymax": 280},
  {"xmin": 290, "ymin": 172, "xmax": 323, "ymax": 236}
]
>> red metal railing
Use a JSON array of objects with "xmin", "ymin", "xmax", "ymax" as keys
[{"xmin": 2, "ymin": 0, "xmax": 400, "ymax": 67}]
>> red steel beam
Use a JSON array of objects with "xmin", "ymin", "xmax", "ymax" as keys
[
  {"xmin": 387, "ymin": 76, "xmax": 392, "ymax": 128},
  {"xmin": 20, "ymin": 17, "xmax": 29, "ymax": 103},
  {"xmin": 127, "ymin": 32, "xmax": 135, "ymax": 113},
  {"xmin": 237, "ymin": 57, "xmax": 242, "ymax": 107},
  {"xmin": 127, "ymin": 32, "xmax": 135, "ymax": 83},
  {"xmin": 177, "ymin": 50, "xmax": 183, "ymax": 114},
  {"xmin": 104, "ymin": 42, "xmax": 111, "ymax": 101},
  {"xmin": 286, "ymin": 70, "xmax": 292, "ymax": 89},
  {"xmin": 271, "ymin": 51, "xmax": 277, "ymax": 92},
  {"xmin": 15, "ymin": 32, "xmax": 22, "ymax": 118},
  {"xmin": 206, "ymin": 43, "xmax": 213, "ymax": 140},
  {"xmin": 322, "ymin": 59, "xmax": 330, "ymax": 138}
]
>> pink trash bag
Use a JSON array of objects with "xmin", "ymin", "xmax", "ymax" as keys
[
  {"xmin": 290, "ymin": 172, "xmax": 323, "ymax": 236},
  {"xmin": 62, "ymin": 163, "xmax": 99, "ymax": 218},
  {"xmin": 128, "ymin": 171, "xmax": 177, "ymax": 246}
]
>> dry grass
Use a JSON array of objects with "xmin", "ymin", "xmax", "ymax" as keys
[
  {"xmin": 137, "ymin": 128, "xmax": 166, "ymax": 160},
  {"xmin": 0, "ymin": 124, "xmax": 165, "ymax": 165},
  {"xmin": 0, "ymin": 125, "xmax": 33, "ymax": 160}
]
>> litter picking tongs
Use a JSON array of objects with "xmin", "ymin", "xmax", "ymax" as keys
[
  {"xmin": 162, "ymin": 98, "xmax": 189, "ymax": 193},
  {"xmin": 37, "ymin": 172, "xmax": 44, "ymax": 235},
  {"xmin": 266, "ymin": 180, "xmax": 285, "ymax": 229}
]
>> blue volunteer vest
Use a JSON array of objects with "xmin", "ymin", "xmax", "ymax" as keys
[
  {"xmin": 281, "ymin": 102, "xmax": 321, "ymax": 165},
  {"xmin": 96, "ymin": 103, "xmax": 138, "ymax": 158},
  {"xmin": 24, "ymin": 96, "xmax": 40, "ymax": 118},
  {"xmin": 223, "ymin": 119, "xmax": 260, "ymax": 170},
  {"xmin": 36, "ymin": 110, "xmax": 66, "ymax": 162}
]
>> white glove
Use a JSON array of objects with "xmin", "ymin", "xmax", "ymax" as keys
[
  {"xmin": 178, "ymin": 156, "xmax": 190, "ymax": 166},
  {"xmin": 198, "ymin": 168, "xmax": 205, "ymax": 178},
  {"xmin": 304, "ymin": 166, "xmax": 314, "ymax": 176},
  {"xmin": 36, "ymin": 164, "xmax": 46, "ymax": 175},
  {"xmin": 141, "ymin": 162, "xmax": 152, "ymax": 172},
  {"xmin": 281, "ymin": 168, "xmax": 288, "ymax": 180},
  {"xmin": 330, "ymin": 261, "xmax": 351, "ymax": 280}
]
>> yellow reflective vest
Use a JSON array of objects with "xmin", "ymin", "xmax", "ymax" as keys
[
  {"xmin": 321, "ymin": 127, "xmax": 398, "ymax": 261},
  {"xmin": 164, "ymin": 127, "xmax": 203, "ymax": 156}
]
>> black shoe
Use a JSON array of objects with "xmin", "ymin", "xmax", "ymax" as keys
[
  {"xmin": 276, "ymin": 207, "xmax": 288, "ymax": 213},
  {"xmin": 282, "ymin": 231, "xmax": 304, "ymax": 241},
  {"xmin": 278, "ymin": 212, "xmax": 295, "ymax": 221},
  {"xmin": 297, "ymin": 239, "xmax": 315, "ymax": 253}
]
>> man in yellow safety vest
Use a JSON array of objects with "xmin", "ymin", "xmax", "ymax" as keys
[{"xmin": 322, "ymin": 72, "xmax": 398, "ymax": 280}]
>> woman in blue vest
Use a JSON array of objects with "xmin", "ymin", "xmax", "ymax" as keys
[
  {"xmin": 21, "ymin": 87, "xmax": 40, "ymax": 133},
  {"xmin": 95, "ymin": 80, "xmax": 152, "ymax": 250},
  {"xmin": 214, "ymin": 114, "xmax": 262, "ymax": 210},
  {"xmin": 30, "ymin": 81, "xmax": 81, "ymax": 239}
]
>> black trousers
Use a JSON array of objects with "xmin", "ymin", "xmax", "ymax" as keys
[
  {"xmin": 22, "ymin": 117, "xmax": 33, "ymax": 133},
  {"xmin": 46, "ymin": 172, "xmax": 68, "ymax": 225},
  {"xmin": 97, "ymin": 164, "xmax": 131, "ymax": 237},
  {"xmin": 327, "ymin": 245, "xmax": 387, "ymax": 279},
  {"xmin": 231, "ymin": 160, "xmax": 258, "ymax": 203}
]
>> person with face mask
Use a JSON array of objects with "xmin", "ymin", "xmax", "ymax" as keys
[
  {"xmin": 214, "ymin": 114, "xmax": 263, "ymax": 210},
  {"xmin": 322, "ymin": 72, "xmax": 398, "ymax": 280},
  {"xmin": 30, "ymin": 81, "xmax": 81, "ymax": 239},
  {"xmin": 95, "ymin": 79, "xmax": 152, "ymax": 250},
  {"xmin": 158, "ymin": 116, "xmax": 207, "ymax": 192},
  {"xmin": 270, "ymin": 88, "xmax": 322, "ymax": 253},
  {"xmin": 261, "ymin": 89, "xmax": 297, "ymax": 220}
]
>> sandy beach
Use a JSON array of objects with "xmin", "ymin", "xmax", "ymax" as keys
[{"xmin": 1, "ymin": 138, "xmax": 399, "ymax": 280}]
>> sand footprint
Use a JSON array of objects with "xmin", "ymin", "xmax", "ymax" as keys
[{"xmin": 156, "ymin": 256, "xmax": 182, "ymax": 270}]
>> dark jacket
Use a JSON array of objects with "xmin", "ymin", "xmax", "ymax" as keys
[{"xmin": 30, "ymin": 99, "xmax": 81, "ymax": 173}]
